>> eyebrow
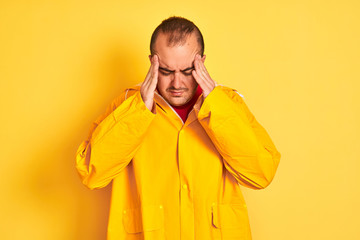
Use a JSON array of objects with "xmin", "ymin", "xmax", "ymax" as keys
[{"xmin": 159, "ymin": 66, "xmax": 194, "ymax": 73}]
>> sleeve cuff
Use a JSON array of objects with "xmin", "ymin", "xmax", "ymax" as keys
[
  {"xmin": 113, "ymin": 91, "xmax": 156, "ymax": 122},
  {"xmin": 196, "ymin": 86, "xmax": 235, "ymax": 120}
]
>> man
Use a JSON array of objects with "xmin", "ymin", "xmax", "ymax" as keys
[{"xmin": 76, "ymin": 16, "xmax": 280, "ymax": 240}]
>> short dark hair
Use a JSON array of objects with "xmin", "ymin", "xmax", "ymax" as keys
[{"xmin": 150, "ymin": 16, "xmax": 204, "ymax": 56}]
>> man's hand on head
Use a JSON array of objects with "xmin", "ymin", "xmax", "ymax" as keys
[
  {"xmin": 141, "ymin": 55, "xmax": 159, "ymax": 111},
  {"xmin": 192, "ymin": 54, "xmax": 216, "ymax": 98}
]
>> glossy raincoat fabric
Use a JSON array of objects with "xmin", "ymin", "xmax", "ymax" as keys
[{"xmin": 76, "ymin": 85, "xmax": 281, "ymax": 240}]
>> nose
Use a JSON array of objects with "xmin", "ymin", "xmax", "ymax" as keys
[{"xmin": 172, "ymin": 72, "xmax": 182, "ymax": 89}]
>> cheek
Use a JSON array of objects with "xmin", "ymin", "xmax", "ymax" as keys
[
  {"xmin": 157, "ymin": 76, "xmax": 170, "ymax": 91},
  {"xmin": 186, "ymin": 76, "xmax": 198, "ymax": 89}
]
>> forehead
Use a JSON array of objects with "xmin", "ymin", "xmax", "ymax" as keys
[{"xmin": 154, "ymin": 33, "xmax": 200, "ymax": 70}]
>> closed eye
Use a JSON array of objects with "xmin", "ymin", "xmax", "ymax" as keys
[
  {"xmin": 182, "ymin": 70, "xmax": 193, "ymax": 76},
  {"xmin": 159, "ymin": 67, "xmax": 173, "ymax": 76},
  {"xmin": 158, "ymin": 66, "xmax": 194, "ymax": 76},
  {"xmin": 159, "ymin": 70, "xmax": 171, "ymax": 76},
  {"xmin": 181, "ymin": 67, "xmax": 194, "ymax": 76}
]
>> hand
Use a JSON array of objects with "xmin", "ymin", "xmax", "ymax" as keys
[
  {"xmin": 192, "ymin": 54, "xmax": 216, "ymax": 98},
  {"xmin": 141, "ymin": 55, "xmax": 159, "ymax": 111}
]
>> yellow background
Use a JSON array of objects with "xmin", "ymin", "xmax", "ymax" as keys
[{"xmin": 1, "ymin": 0, "xmax": 359, "ymax": 239}]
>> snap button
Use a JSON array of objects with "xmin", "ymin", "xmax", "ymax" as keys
[{"xmin": 182, "ymin": 184, "xmax": 188, "ymax": 190}]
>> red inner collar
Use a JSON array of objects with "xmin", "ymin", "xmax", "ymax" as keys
[{"xmin": 171, "ymin": 86, "xmax": 202, "ymax": 123}]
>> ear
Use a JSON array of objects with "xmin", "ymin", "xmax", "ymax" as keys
[{"xmin": 201, "ymin": 54, "xmax": 206, "ymax": 62}]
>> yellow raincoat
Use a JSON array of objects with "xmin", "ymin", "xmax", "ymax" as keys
[{"xmin": 76, "ymin": 85, "xmax": 281, "ymax": 240}]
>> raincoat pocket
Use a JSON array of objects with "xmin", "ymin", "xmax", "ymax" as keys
[
  {"xmin": 123, "ymin": 205, "xmax": 165, "ymax": 234},
  {"xmin": 212, "ymin": 203, "xmax": 251, "ymax": 239}
]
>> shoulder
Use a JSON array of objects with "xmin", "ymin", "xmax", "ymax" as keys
[
  {"xmin": 92, "ymin": 84, "xmax": 142, "ymax": 126},
  {"xmin": 215, "ymin": 84, "xmax": 245, "ymax": 101},
  {"xmin": 109, "ymin": 84, "xmax": 141, "ymax": 110}
]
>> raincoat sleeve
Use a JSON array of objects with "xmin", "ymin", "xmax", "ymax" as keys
[
  {"xmin": 76, "ymin": 90, "xmax": 156, "ymax": 190},
  {"xmin": 195, "ymin": 86, "xmax": 281, "ymax": 189}
]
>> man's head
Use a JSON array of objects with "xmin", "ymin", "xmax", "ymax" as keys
[
  {"xmin": 150, "ymin": 16, "xmax": 205, "ymax": 107},
  {"xmin": 150, "ymin": 17, "xmax": 204, "ymax": 57}
]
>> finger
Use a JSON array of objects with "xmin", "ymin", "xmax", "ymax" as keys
[
  {"xmin": 194, "ymin": 55, "xmax": 202, "ymax": 75},
  {"xmin": 145, "ymin": 57, "xmax": 155, "ymax": 80},
  {"xmin": 192, "ymin": 69, "xmax": 202, "ymax": 85},
  {"xmin": 142, "ymin": 69, "xmax": 151, "ymax": 92},
  {"xmin": 196, "ymin": 73, "xmax": 212, "ymax": 91},
  {"xmin": 193, "ymin": 68, "xmax": 214, "ymax": 92},
  {"xmin": 195, "ymin": 58, "xmax": 215, "ymax": 90},
  {"xmin": 196, "ymin": 55, "xmax": 214, "ymax": 89},
  {"xmin": 146, "ymin": 55, "xmax": 158, "ymax": 82},
  {"xmin": 142, "ymin": 56, "xmax": 157, "ymax": 93},
  {"xmin": 152, "ymin": 55, "xmax": 159, "ymax": 73},
  {"xmin": 150, "ymin": 55, "xmax": 159, "ymax": 88},
  {"xmin": 194, "ymin": 57, "xmax": 209, "ymax": 84},
  {"xmin": 193, "ymin": 59, "xmax": 201, "ymax": 82},
  {"xmin": 196, "ymin": 55, "xmax": 211, "ymax": 80},
  {"xmin": 193, "ymin": 70, "xmax": 213, "ymax": 98}
]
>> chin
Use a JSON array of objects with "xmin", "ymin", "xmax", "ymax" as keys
[
  {"xmin": 168, "ymin": 100, "xmax": 184, "ymax": 107},
  {"xmin": 167, "ymin": 97, "xmax": 188, "ymax": 107}
]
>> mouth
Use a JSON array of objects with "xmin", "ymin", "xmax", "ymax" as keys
[
  {"xmin": 168, "ymin": 89, "xmax": 187, "ymax": 97},
  {"xmin": 169, "ymin": 91, "xmax": 183, "ymax": 97}
]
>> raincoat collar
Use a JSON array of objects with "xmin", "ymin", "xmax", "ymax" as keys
[{"xmin": 125, "ymin": 85, "xmax": 204, "ymax": 129}]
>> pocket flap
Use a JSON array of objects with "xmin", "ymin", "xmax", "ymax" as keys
[{"xmin": 123, "ymin": 205, "xmax": 164, "ymax": 233}]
